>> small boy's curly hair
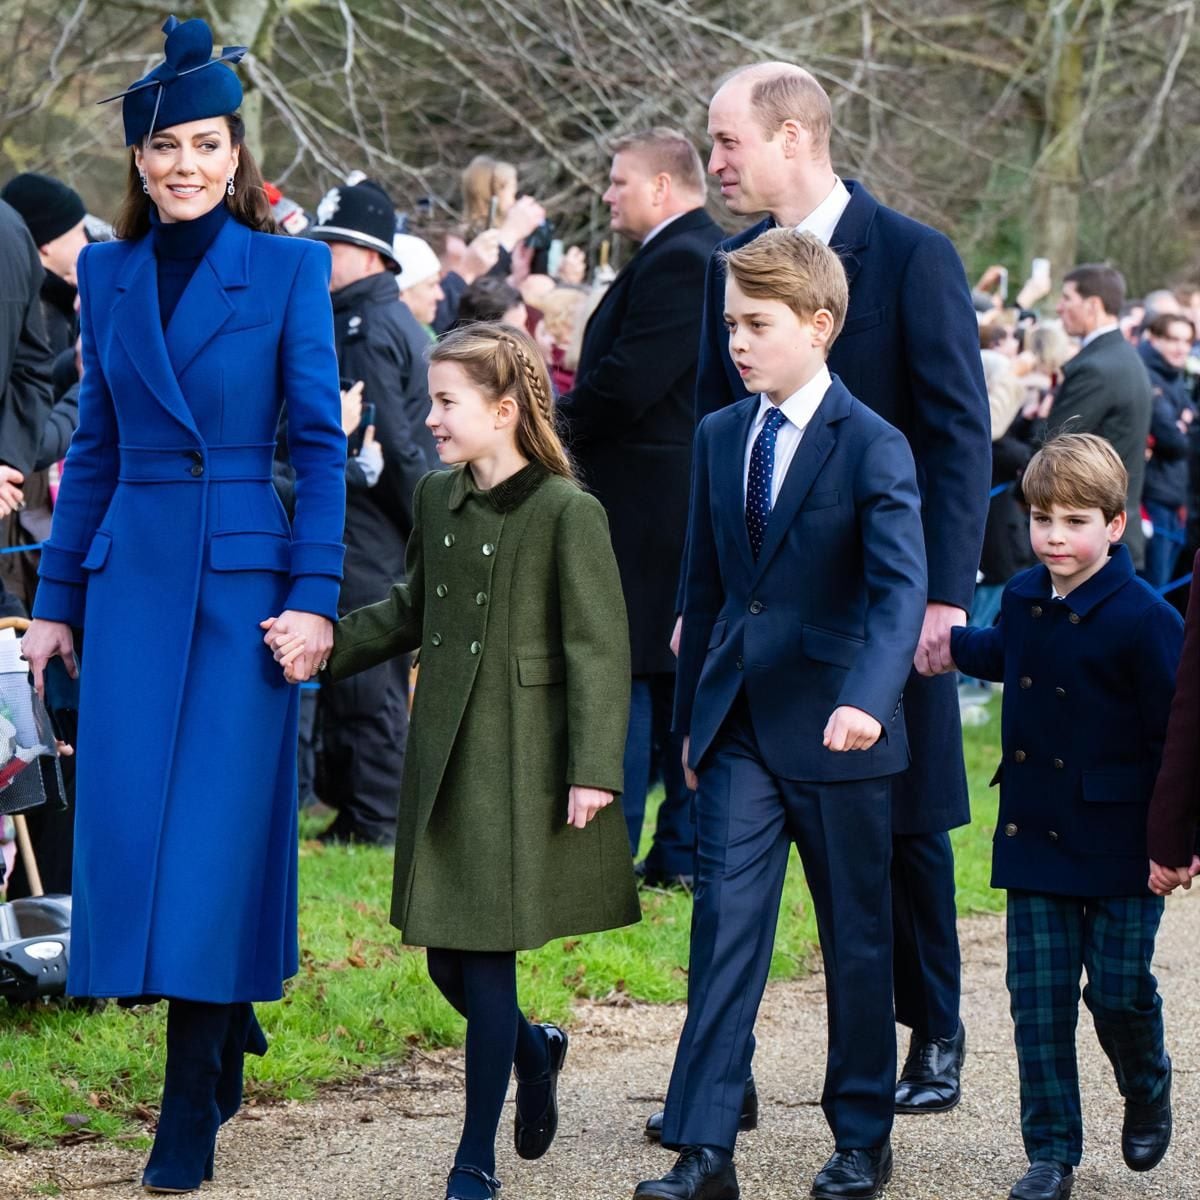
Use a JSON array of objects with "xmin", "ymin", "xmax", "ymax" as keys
[{"xmin": 1022, "ymin": 432, "xmax": 1127, "ymax": 522}]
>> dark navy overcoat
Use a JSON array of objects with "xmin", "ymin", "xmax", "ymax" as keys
[
  {"xmin": 951, "ymin": 547, "xmax": 1183, "ymax": 897},
  {"xmin": 32, "ymin": 217, "xmax": 347, "ymax": 1001}
]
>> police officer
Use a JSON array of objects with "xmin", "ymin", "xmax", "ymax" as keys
[{"xmin": 306, "ymin": 179, "xmax": 438, "ymax": 844}]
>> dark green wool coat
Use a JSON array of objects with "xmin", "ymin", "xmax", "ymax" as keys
[{"xmin": 329, "ymin": 462, "xmax": 640, "ymax": 950}]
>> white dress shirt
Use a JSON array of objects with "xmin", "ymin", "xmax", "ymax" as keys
[
  {"xmin": 641, "ymin": 210, "xmax": 687, "ymax": 247},
  {"xmin": 1081, "ymin": 322, "xmax": 1120, "ymax": 349},
  {"xmin": 795, "ymin": 178, "xmax": 852, "ymax": 246},
  {"xmin": 744, "ymin": 366, "xmax": 833, "ymax": 506}
]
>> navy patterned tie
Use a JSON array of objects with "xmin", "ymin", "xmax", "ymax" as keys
[{"xmin": 745, "ymin": 405, "xmax": 787, "ymax": 560}]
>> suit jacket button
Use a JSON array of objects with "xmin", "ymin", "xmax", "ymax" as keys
[
  {"xmin": 444, "ymin": 534, "xmax": 455, "ymax": 548},
  {"xmin": 1053, "ymin": 758, "xmax": 1064, "ymax": 769},
  {"xmin": 1049, "ymin": 830, "xmax": 1059, "ymax": 841},
  {"xmin": 470, "ymin": 641, "xmax": 481, "ymax": 655},
  {"xmin": 476, "ymin": 592, "xmax": 488, "ymax": 605},
  {"xmin": 1055, "ymin": 687, "xmax": 1066, "ymax": 698},
  {"xmin": 436, "ymin": 584, "xmax": 448, "ymax": 598},
  {"xmin": 748, "ymin": 600, "xmax": 763, "ymax": 614},
  {"xmin": 1005, "ymin": 823, "xmax": 1018, "ymax": 837},
  {"xmin": 482, "ymin": 543, "xmax": 495, "ymax": 556},
  {"xmin": 1068, "ymin": 612, "xmax": 1080, "ymax": 624},
  {"xmin": 1031, "ymin": 605, "xmax": 1043, "ymax": 618},
  {"xmin": 1020, "ymin": 676, "xmax": 1032, "ymax": 689},
  {"xmin": 736, "ymin": 656, "xmax": 744, "ymax": 671},
  {"xmin": 430, "ymin": 633, "xmax": 443, "ymax": 647},
  {"xmin": 1014, "ymin": 750, "xmax": 1026, "ymax": 763}
]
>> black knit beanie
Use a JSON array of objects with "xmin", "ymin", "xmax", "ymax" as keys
[{"xmin": 1, "ymin": 173, "xmax": 86, "ymax": 248}]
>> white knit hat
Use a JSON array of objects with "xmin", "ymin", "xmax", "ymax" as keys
[{"xmin": 392, "ymin": 233, "xmax": 441, "ymax": 287}]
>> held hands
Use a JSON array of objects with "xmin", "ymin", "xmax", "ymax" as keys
[
  {"xmin": 260, "ymin": 611, "xmax": 334, "ymax": 684},
  {"xmin": 1148, "ymin": 855, "xmax": 1200, "ymax": 896},
  {"xmin": 680, "ymin": 735, "xmax": 697, "ymax": 792},
  {"xmin": 823, "ymin": 706, "xmax": 882, "ymax": 752},
  {"xmin": 19, "ymin": 619, "xmax": 77, "ymax": 701},
  {"xmin": 567, "ymin": 785, "xmax": 613, "ymax": 829},
  {"xmin": 914, "ymin": 602, "xmax": 965, "ymax": 677}
]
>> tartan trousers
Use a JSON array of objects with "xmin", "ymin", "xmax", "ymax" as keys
[{"xmin": 1006, "ymin": 890, "xmax": 1169, "ymax": 1165}]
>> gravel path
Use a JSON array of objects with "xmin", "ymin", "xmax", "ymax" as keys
[{"xmin": 4, "ymin": 891, "xmax": 1198, "ymax": 1200}]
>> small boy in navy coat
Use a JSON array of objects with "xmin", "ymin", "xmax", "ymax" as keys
[
  {"xmin": 943, "ymin": 434, "xmax": 1183, "ymax": 1200},
  {"xmin": 634, "ymin": 230, "xmax": 926, "ymax": 1200}
]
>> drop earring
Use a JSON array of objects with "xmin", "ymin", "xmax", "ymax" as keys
[
  {"xmin": 226, "ymin": 176, "xmax": 236, "ymax": 197},
  {"xmin": 140, "ymin": 174, "xmax": 149, "ymax": 194}
]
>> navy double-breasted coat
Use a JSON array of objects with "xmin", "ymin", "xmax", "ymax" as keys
[{"xmin": 33, "ymin": 217, "xmax": 347, "ymax": 1002}]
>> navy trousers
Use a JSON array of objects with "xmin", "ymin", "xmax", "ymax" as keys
[
  {"xmin": 622, "ymin": 673, "xmax": 696, "ymax": 876},
  {"xmin": 661, "ymin": 699, "xmax": 896, "ymax": 1152}
]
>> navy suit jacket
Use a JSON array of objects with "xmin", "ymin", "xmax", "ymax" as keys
[
  {"xmin": 676, "ymin": 377, "xmax": 927, "ymax": 783},
  {"xmin": 692, "ymin": 181, "xmax": 990, "ymax": 830},
  {"xmin": 951, "ymin": 546, "xmax": 1183, "ymax": 897}
]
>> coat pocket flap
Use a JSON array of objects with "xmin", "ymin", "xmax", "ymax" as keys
[
  {"xmin": 517, "ymin": 655, "xmax": 566, "ymax": 686},
  {"xmin": 800, "ymin": 490, "xmax": 840, "ymax": 512},
  {"xmin": 81, "ymin": 531, "xmax": 112, "ymax": 571},
  {"xmin": 210, "ymin": 531, "xmax": 291, "ymax": 573},
  {"xmin": 838, "ymin": 306, "xmax": 885, "ymax": 338},
  {"xmin": 707, "ymin": 619, "xmax": 728, "ymax": 650},
  {"xmin": 1081, "ymin": 767, "xmax": 1144, "ymax": 804},
  {"xmin": 802, "ymin": 624, "xmax": 864, "ymax": 669}
]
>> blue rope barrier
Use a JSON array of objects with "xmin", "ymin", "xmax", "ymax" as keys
[
  {"xmin": 0, "ymin": 542, "xmax": 43, "ymax": 556},
  {"xmin": 1158, "ymin": 573, "xmax": 1193, "ymax": 596},
  {"xmin": 988, "ymin": 483, "xmax": 1007, "ymax": 499}
]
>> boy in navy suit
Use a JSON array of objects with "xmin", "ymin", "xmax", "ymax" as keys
[
  {"xmin": 940, "ymin": 434, "xmax": 1182, "ymax": 1200},
  {"xmin": 633, "ymin": 229, "xmax": 927, "ymax": 1200}
]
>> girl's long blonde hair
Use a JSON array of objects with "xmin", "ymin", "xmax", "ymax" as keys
[
  {"xmin": 461, "ymin": 156, "xmax": 517, "ymax": 236},
  {"xmin": 430, "ymin": 323, "xmax": 575, "ymax": 480}
]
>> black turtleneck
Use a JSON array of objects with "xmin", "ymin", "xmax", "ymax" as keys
[{"xmin": 151, "ymin": 200, "xmax": 230, "ymax": 329}]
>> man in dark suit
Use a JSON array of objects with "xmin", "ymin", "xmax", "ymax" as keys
[
  {"xmin": 1049, "ymin": 264, "xmax": 1153, "ymax": 569},
  {"xmin": 558, "ymin": 129, "xmax": 723, "ymax": 885},
  {"xmin": 677, "ymin": 62, "xmax": 990, "ymax": 1129}
]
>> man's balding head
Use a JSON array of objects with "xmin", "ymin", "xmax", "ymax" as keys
[{"xmin": 715, "ymin": 63, "xmax": 832, "ymax": 161}]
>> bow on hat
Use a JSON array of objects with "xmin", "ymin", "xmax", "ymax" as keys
[{"xmin": 99, "ymin": 15, "xmax": 247, "ymax": 146}]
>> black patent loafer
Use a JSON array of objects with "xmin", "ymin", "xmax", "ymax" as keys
[
  {"xmin": 633, "ymin": 1146, "xmax": 740, "ymax": 1200},
  {"xmin": 1122, "ymin": 1063, "xmax": 1171, "ymax": 1172},
  {"xmin": 811, "ymin": 1144, "xmax": 893, "ymax": 1199},
  {"xmin": 513, "ymin": 1023, "xmax": 567, "ymax": 1160},
  {"xmin": 446, "ymin": 1165, "xmax": 501, "ymax": 1199},
  {"xmin": 1009, "ymin": 1161, "xmax": 1073, "ymax": 1200},
  {"xmin": 894, "ymin": 1021, "xmax": 965, "ymax": 1113},
  {"xmin": 644, "ymin": 1076, "xmax": 758, "ymax": 1143}
]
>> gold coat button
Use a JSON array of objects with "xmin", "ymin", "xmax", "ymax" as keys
[
  {"xmin": 1053, "ymin": 758, "xmax": 1064, "ymax": 769},
  {"xmin": 1005, "ymin": 823, "xmax": 1018, "ymax": 837},
  {"xmin": 1014, "ymin": 750, "xmax": 1027, "ymax": 763},
  {"xmin": 1069, "ymin": 612, "xmax": 1080, "ymax": 624},
  {"xmin": 430, "ymin": 633, "xmax": 443, "ymax": 646},
  {"xmin": 482, "ymin": 543, "xmax": 495, "ymax": 556},
  {"xmin": 444, "ymin": 534, "xmax": 455, "ymax": 547},
  {"xmin": 1020, "ymin": 676, "xmax": 1032, "ymax": 689},
  {"xmin": 470, "ymin": 641, "xmax": 481, "ymax": 655},
  {"xmin": 436, "ymin": 584, "xmax": 448, "ymax": 598},
  {"xmin": 476, "ymin": 592, "xmax": 487, "ymax": 605},
  {"xmin": 1031, "ymin": 605, "xmax": 1043, "ymax": 618}
]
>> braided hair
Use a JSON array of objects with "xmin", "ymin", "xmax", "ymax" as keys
[{"xmin": 429, "ymin": 322, "xmax": 576, "ymax": 480}]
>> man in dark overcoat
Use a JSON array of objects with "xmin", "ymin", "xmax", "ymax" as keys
[
  {"xmin": 306, "ymin": 181, "xmax": 438, "ymax": 844},
  {"xmin": 558, "ymin": 128, "xmax": 723, "ymax": 885},
  {"xmin": 687, "ymin": 63, "xmax": 990, "ymax": 1129}
]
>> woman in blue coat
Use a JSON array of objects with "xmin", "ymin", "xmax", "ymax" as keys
[{"xmin": 20, "ymin": 17, "xmax": 347, "ymax": 1193}]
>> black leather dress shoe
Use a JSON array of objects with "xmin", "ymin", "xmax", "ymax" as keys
[
  {"xmin": 811, "ymin": 1144, "xmax": 892, "ymax": 1199},
  {"xmin": 894, "ymin": 1020, "xmax": 965, "ymax": 1113},
  {"xmin": 633, "ymin": 1147, "xmax": 739, "ymax": 1200},
  {"xmin": 1008, "ymin": 1161, "xmax": 1073, "ymax": 1200},
  {"xmin": 1122, "ymin": 1063, "xmax": 1171, "ymax": 1171},
  {"xmin": 513, "ymin": 1023, "xmax": 568, "ymax": 1160},
  {"xmin": 640, "ymin": 865, "xmax": 695, "ymax": 890},
  {"xmin": 644, "ymin": 1076, "xmax": 757, "ymax": 1143}
]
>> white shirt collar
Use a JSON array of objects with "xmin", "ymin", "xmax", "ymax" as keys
[
  {"xmin": 794, "ymin": 178, "xmax": 852, "ymax": 246},
  {"xmin": 1081, "ymin": 322, "xmax": 1120, "ymax": 349},
  {"xmin": 756, "ymin": 365, "xmax": 833, "ymax": 431},
  {"xmin": 641, "ymin": 210, "xmax": 688, "ymax": 247}
]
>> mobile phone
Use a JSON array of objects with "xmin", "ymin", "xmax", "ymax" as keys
[
  {"xmin": 546, "ymin": 238, "xmax": 564, "ymax": 279},
  {"xmin": 1031, "ymin": 257, "xmax": 1051, "ymax": 286},
  {"xmin": 997, "ymin": 266, "xmax": 1009, "ymax": 303},
  {"xmin": 348, "ymin": 403, "xmax": 376, "ymax": 456},
  {"xmin": 488, "ymin": 196, "xmax": 499, "ymax": 229}
]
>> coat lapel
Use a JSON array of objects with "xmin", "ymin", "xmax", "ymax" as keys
[
  {"xmin": 112, "ymin": 237, "xmax": 199, "ymax": 438},
  {"xmin": 751, "ymin": 383, "xmax": 849, "ymax": 581},
  {"xmin": 829, "ymin": 180, "xmax": 878, "ymax": 288},
  {"xmin": 716, "ymin": 397, "xmax": 759, "ymax": 578}
]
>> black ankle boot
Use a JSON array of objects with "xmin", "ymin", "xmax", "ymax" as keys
[{"xmin": 142, "ymin": 1001, "xmax": 232, "ymax": 1194}]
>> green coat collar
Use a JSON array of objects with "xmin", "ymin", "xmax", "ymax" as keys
[{"xmin": 446, "ymin": 461, "xmax": 551, "ymax": 513}]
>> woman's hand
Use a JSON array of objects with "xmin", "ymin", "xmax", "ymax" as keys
[
  {"xmin": 260, "ymin": 611, "xmax": 334, "ymax": 684},
  {"xmin": 567, "ymin": 785, "xmax": 613, "ymax": 830},
  {"xmin": 340, "ymin": 380, "xmax": 365, "ymax": 437},
  {"xmin": 0, "ymin": 466, "xmax": 25, "ymax": 519},
  {"xmin": 20, "ymin": 619, "xmax": 77, "ymax": 700}
]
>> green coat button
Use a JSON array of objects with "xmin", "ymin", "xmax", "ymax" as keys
[
  {"xmin": 476, "ymin": 592, "xmax": 488, "ymax": 605},
  {"xmin": 470, "ymin": 641, "xmax": 481, "ymax": 655},
  {"xmin": 444, "ymin": 534, "xmax": 455, "ymax": 547},
  {"xmin": 482, "ymin": 543, "xmax": 495, "ymax": 556},
  {"xmin": 436, "ymin": 584, "xmax": 448, "ymax": 598},
  {"xmin": 430, "ymin": 633, "xmax": 443, "ymax": 646}
]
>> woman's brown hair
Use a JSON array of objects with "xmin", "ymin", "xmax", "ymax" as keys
[
  {"xmin": 112, "ymin": 112, "xmax": 276, "ymax": 240},
  {"xmin": 429, "ymin": 322, "xmax": 575, "ymax": 481}
]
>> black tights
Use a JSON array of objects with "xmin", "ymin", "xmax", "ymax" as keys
[{"xmin": 426, "ymin": 948, "xmax": 549, "ymax": 1176}]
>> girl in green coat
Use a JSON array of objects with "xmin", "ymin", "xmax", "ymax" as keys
[{"xmin": 289, "ymin": 323, "xmax": 640, "ymax": 1200}]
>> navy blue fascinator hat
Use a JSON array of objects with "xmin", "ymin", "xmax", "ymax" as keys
[{"xmin": 100, "ymin": 15, "xmax": 246, "ymax": 146}]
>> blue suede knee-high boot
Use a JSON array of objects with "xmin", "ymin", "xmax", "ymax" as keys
[
  {"xmin": 142, "ymin": 1000, "xmax": 232, "ymax": 1195},
  {"xmin": 216, "ymin": 1004, "xmax": 269, "ymax": 1123}
]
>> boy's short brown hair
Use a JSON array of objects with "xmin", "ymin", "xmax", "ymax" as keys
[
  {"xmin": 1022, "ymin": 432, "xmax": 1128, "ymax": 521},
  {"xmin": 722, "ymin": 228, "xmax": 849, "ymax": 343}
]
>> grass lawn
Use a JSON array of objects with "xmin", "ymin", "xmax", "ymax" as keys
[{"xmin": 0, "ymin": 701, "xmax": 1002, "ymax": 1150}]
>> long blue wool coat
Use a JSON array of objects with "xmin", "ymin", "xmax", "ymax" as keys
[{"xmin": 32, "ymin": 217, "xmax": 347, "ymax": 1002}]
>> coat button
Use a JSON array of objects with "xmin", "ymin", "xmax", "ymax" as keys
[
  {"xmin": 1014, "ymin": 750, "xmax": 1026, "ymax": 763},
  {"xmin": 1053, "ymin": 758, "xmax": 1064, "ymax": 769},
  {"xmin": 430, "ymin": 633, "xmax": 443, "ymax": 646},
  {"xmin": 190, "ymin": 463, "xmax": 204, "ymax": 477},
  {"xmin": 736, "ymin": 656, "xmax": 744, "ymax": 671},
  {"xmin": 1049, "ymin": 830, "xmax": 1059, "ymax": 841},
  {"xmin": 482, "ymin": 543, "xmax": 495, "ymax": 556},
  {"xmin": 1055, "ymin": 687, "xmax": 1065, "ymax": 698},
  {"xmin": 1069, "ymin": 612, "xmax": 1080, "ymax": 624},
  {"xmin": 748, "ymin": 600, "xmax": 763, "ymax": 614},
  {"xmin": 436, "ymin": 584, "xmax": 448, "ymax": 598},
  {"xmin": 1005, "ymin": 823, "xmax": 1018, "ymax": 837},
  {"xmin": 476, "ymin": 592, "xmax": 487, "ymax": 605},
  {"xmin": 470, "ymin": 641, "xmax": 481, "ymax": 655},
  {"xmin": 444, "ymin": 534, "xmax": 455, "ymax": 547},
  {"xmin": 1031, "ymin": 605, "xmax": 1043, "ymax": 618},
  {"xmin": 1020, "ymin": 676, "xmax": 1032, "ymax": 689}
]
